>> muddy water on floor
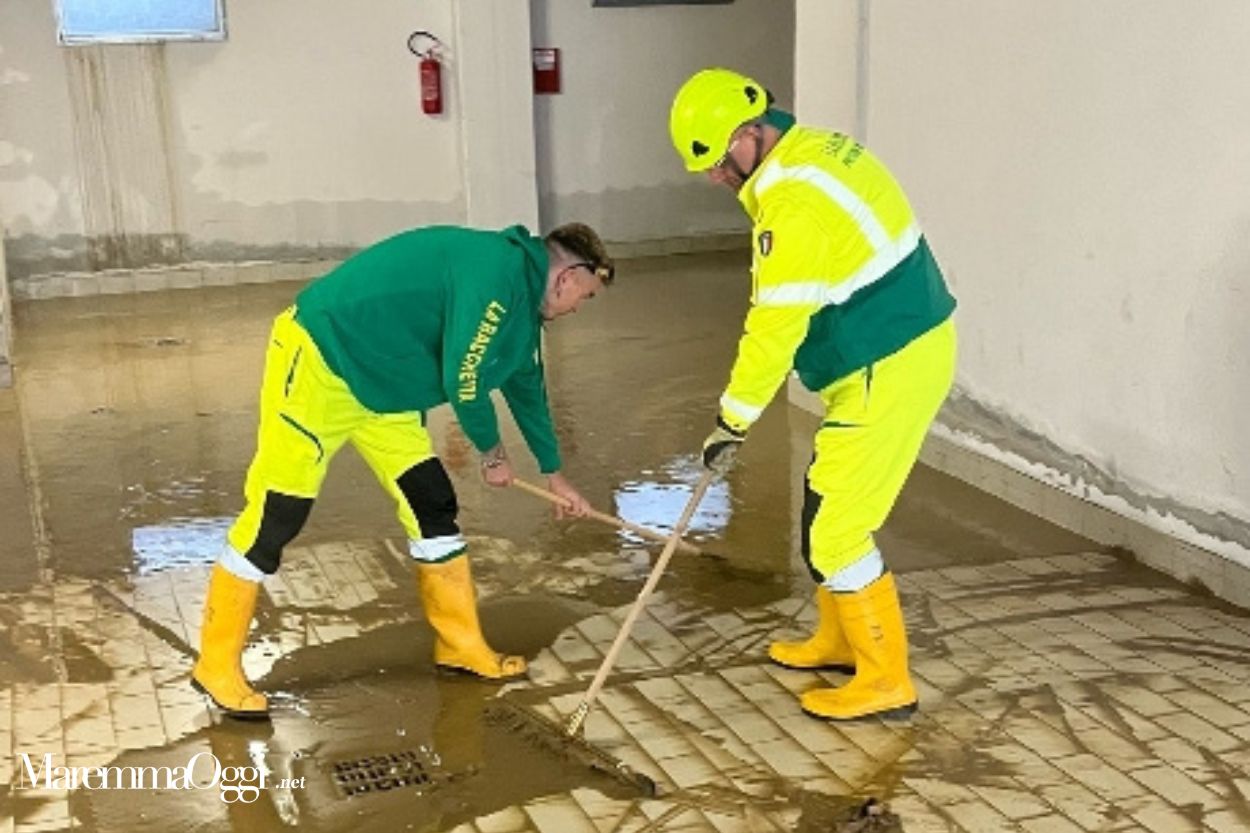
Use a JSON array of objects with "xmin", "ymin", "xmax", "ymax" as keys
[
  {"xmin": 7, "ymin": 253, "xmax": 794, "ymax": 584},
  {"xmin": 72, "ymin": 595, "xmax": 646, "ymax": 833},
  {"xmin": 8, "ymin": 250, "xmax": 1093, "ymax": 586},
  {"xmin": 6, "ymin": 250, "xmax": 1116, "ymax": 831}
]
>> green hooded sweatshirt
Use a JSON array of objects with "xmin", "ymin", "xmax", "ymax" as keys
[{"xmin": 294, "ymin": 225, "xmax": 561, "ymax": 473}]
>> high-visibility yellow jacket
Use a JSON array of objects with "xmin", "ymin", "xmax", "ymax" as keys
[{"xmin": 719, "ymin": 120, "xmax": 956, "ymax": 433}]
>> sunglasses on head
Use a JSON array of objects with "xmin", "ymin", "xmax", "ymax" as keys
[{"xmin": 565, "ymin": 260, "xmax": 614, "ymax": 284}]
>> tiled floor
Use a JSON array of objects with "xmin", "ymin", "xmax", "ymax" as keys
[
  {"xmin": 465, "ymin": 551, "xmax": 1250, "ymax": 833},
  {"xmin": 4, "ymin": 539, "xmax": 1250, "ymax": 832},
  {"xmin": 4, "ymin": 264, "xmax": 1248, "ymax": 831}
]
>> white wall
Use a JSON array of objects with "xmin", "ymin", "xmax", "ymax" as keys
[
  {"xmin": 0, "ymin": 0, "xmax": 468, "ymax": 278},
  {"xmin": 3, "ymin": 0, "xmax": 797, "ymax": 280},
  {"xmin": 792, "ymin": 0, "xmax": 858, "ymax": 134},
  {"xmin": 451, "ymin": 0, "xmax": 539, "ymax": 230},
  {"xmin": 795, "ymin": 1, "xmax": 1250, "ymax": 560},
  {"xmin": 530, "ymin": 0, "xmax": 795, "ymax": 242},
  {"xmin": 167, "ymin": 0, "xmax": 466, "ymax": 253},
  {"xmin": 0, "ymin": 0, "xmax": 85, "ymax": 272}
]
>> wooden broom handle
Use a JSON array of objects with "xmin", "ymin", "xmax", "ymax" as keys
[
  {"xmin": 511, "ymin": 478, "xmax": 703, "ymax": 556},
  {"xmin": 565, "ymin": 470, "xmax": 716, "ymax": 735}
]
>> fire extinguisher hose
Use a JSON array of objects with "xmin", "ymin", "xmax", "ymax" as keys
[{"xmin": 407, "ymin": 30, "xmax": 443, "ymax": 59}]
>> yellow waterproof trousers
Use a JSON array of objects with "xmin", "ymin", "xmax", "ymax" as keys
[
  {"xmin": 803, "ymin": 318, "xmax": 956, "ymax": 579},
  {"xmin": 228, "ymin": 308, "xmax": 463, "ymax": 573}
]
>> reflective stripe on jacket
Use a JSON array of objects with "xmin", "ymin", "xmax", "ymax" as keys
[{"xmin": 719, "ymin": 124, "xmax": 956, "ymax": 432}]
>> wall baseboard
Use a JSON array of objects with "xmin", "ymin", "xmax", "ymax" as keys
[
  {"xmin": 8, "ymin": 234, "xmax": 751, "ymax": 303},
  {"xmin": 787, "ymin": 376, "xmax": 1250, "ymax": 609},
  {"xmin": 605, "ymin": 233, "xmax": 748, "ymax": 259},
  {"xmin": 10, "ymin": 259, "xmax": 343, "ymax": 302}
]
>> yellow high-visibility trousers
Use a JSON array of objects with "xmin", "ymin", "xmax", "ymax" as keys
[
  {"xmin": 802, "ymin": 318, "xmax": 956, "ymax": 579},
  {"xmin": 228, "ymin": 308, "xmax": 462, "ymax": 573}
]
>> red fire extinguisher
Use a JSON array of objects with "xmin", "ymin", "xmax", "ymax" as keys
[{"xmin": 407, "ymin": 31, "xmax": 445, "ymax": 116}]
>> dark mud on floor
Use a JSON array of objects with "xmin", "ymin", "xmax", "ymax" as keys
[
  {"xmin": 70, "ymin": 594, "xmax": 644, "ymax": 833},
  {"xmin": 71, "ymin": 672, "xmax": 644, "ymax": 833},
  {"xmin": 259, "ymin": 592, "xmax": 594, "ymax": 693}
]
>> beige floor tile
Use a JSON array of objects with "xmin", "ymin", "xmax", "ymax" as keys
[
  {"xmin": 1066, "ymin": 725, "xmax": 1153, "ymax": 770},
  {"xmin": 63, "ymin": 717, "xmax": 116, "ymax": 754},
  {"xmin": 1104, "ymin": 682, "xmax": 1181, "ymax": 719},
  {"xmin": 1035, "ymin": 781, "xmax": 1119, "ymax": 831},
  {"xmin": 475, "ymin": 805, "xmax": 531, "ymax": 833},
  {"xmin": 942, "ymin": 798, "xmax": 1014, "ymax": 832},
  {"xmin": 1204, "ymin": 809, "xmax": 1250, "ymax": 833},
  {"xmin": 902, "ymin": 776, "xmax": 980, "ymax": 809},
  {"xmin": 1002, "ymin": 714, "xmax": 1082, "ymax": 760},
  {"xmin": 978, "ymin": 744, "xmax": 1069, "ymax": 788},
  {"xmin": 1018, "ymin": 814, "xmax": 1087, "ymax": 833},
  {"xmin": 11, "ymin": 707, "xmax": 63, "ymax": 748},
  {"xmin": 1125, "ymin": 793, "xmax": 1205, "ymax": 832},
  {"xmin": 549, "ymin": 629, "xmax": 600, "ymax": 667},
  {"xmin": 912, "ymin": 657, "xmax": 973, "ymax": 690},
  {"xmin": 1049, "ymin": 753, "xmax": 1148, "ymax": 802},
  {"xmin": 108, "ymin": 692, "xmax": 163, "ymax": 732},
  {"xmin": 523, "ymin": 794, "xmax": 599, "ymax": 833},
  {"xmin": 697, "ymin": 808, "xmax": 756, "ymax": 833},
  {"xmin": 1153, "ymin": 712, "xmax": 1241, "ymax": 753},
  {"xmin": 879, "ymin": 792, "xmax": 959, "ymax": 831},
  {"xmin": 10, "ymin": 793, "xmax": 71, "ymax": 833},
  {"xmin": 1127, "ymin": 763, "xmax": 1221, "ymax": 810},
  {"xmin": 113, "ymin": 724, "xmax": 168, "ymax": 750},
  {"xmin": 158, "ymin": 701, "xmax": 211, "ymax": 739},
  {"xmin": 969, "ymin": 782, "xmax": 1053, "ymax": 821},
  {"xmin": 12, "ymin": 686, "xmax": 59, "ymax": 713},
  {"xmin": 749, "ymin": 737, "xmax": 822, "ymax": 779},
  {"xmin": 656, "ymin": 752, "xmax": 728, "ymax": 789},
  {"xmin": 1161, "ymin": 687, "xmax": 1250, "ymax": 728}
]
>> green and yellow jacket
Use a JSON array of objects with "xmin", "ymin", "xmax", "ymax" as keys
[
  {"xmin": 720, "ymin": 113, "xmax": 957, "ymax": 433},
  {"xmin": 294, "ymin": 225, "xmax": 561, "ymax": 473}
]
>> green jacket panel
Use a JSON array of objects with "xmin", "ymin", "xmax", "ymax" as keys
[{"xmin": 294, "ymin": 225, "xmax": 562, "ymax": 473}]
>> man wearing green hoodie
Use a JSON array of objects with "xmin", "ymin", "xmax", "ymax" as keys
[{"xmin": 192, "ymin": 222, "xmax": 614, "ymax": 719}]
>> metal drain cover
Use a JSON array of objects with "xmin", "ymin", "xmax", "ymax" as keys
[{"xmin": 331, "ymin": 748, "xmax": 440, "ymax": 797}]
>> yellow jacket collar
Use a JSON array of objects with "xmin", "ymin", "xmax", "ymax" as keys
[{"xmin": 737, "ymin": 126, "xmax": 801, "ymax": 220}]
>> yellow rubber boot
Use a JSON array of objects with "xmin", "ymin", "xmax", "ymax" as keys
[
  {"xmin": 191, "ymin": 564, "xmax": 269, "ymax": 719},
  {"xmin": 800, "ymin": 573, "xmax": 917, "ymax": 721},
  {"xmin": 768, "ymin": 586, "xmax": 855, "ymax": 673},
  {"xmin": 415, "ymin": 556, "xmax": 527, "ymax": 681}
]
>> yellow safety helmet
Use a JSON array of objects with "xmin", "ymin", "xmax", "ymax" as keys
[{"xmin": 670, "ymin": 68, "xmax": 770, "ymax": 172}]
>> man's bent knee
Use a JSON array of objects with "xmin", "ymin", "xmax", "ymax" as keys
[
  {"xmin": 244, "ymin": 492, "xmax": 314, "ymax": 574},
  {"xmin": 397, "ymin": 458, "xmax": 460, "ymax": 539}
]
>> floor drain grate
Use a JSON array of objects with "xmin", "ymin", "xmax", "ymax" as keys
[{"xmin": 330, "ymin": 749, "xmax": 439, "ymax": 797}]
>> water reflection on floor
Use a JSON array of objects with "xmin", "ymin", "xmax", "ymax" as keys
[
  {"xmin": 6, "ymin": 249, "xmax": 1090, "ymax": 586},
  {"xmin": 2, "ymin": 250, "xmax": 1125, "ymax": 832}
]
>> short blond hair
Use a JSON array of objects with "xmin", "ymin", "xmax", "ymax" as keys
[{"xmin": 546, "ymin": 223, "xmax": 615, "ymax": 285}]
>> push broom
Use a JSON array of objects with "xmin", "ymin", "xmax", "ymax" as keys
[
  {"xmin": 510, "ymin": 477, "xmax": 706, "ymax": 556},
  {"xmin": 487, "ymin": 470, "xmax": 716, "ymax": 797}
]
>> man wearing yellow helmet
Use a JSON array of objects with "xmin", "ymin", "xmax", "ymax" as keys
[{"xmin": 670, "ymin": 68, "xmax": 958, "ymax": 722}]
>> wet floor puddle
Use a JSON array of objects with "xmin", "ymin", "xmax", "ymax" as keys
[
  {"xmin": 70, "ymin": 597, "xmax": 642, "ymax": 833},
  {"xmin": 47, "ymin": 582, "xmax": 901, "ymax": 832},
  {"xmin": 70, "ymin": 672, "xmax": 640, "ymax": 832}
]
